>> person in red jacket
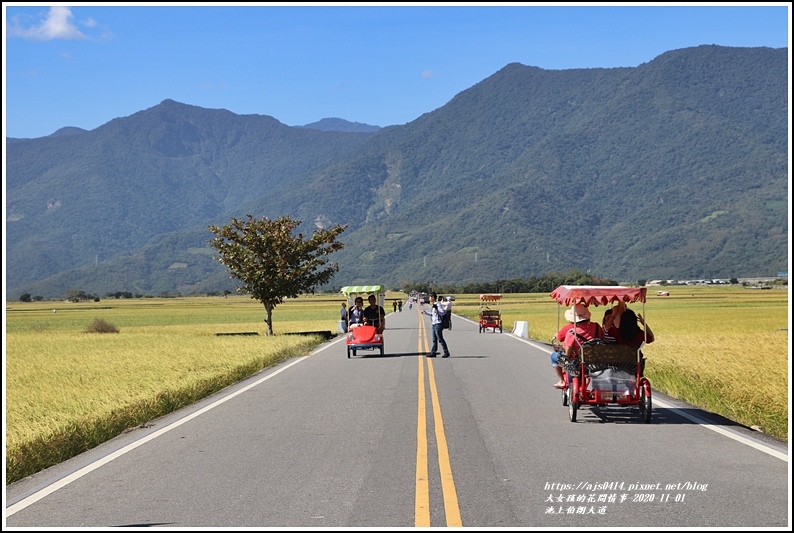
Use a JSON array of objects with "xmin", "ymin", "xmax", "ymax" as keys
[{"xmin": 552, "ymin": 303, "xmax": 602, "ymax": 388}]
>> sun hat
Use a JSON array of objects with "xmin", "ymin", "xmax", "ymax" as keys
[{"xmin": 564, "ymin": 303, "xmax": 591, "ymax": 323}]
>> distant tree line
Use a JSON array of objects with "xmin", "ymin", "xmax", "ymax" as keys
[
  {"xmin": 16, "ymin": 270, "xmax": 610, "ymax": 303},
  {"xmin": 18, "ymin": 271, "xmax": 781, "ymax": 304},
  {"xmin": 401, "ymin": 269, "xmax": 619, "ymax": 295},
  {"xmin": 16, "ymin": 289, "xmax": 237, "ymax": 303}
]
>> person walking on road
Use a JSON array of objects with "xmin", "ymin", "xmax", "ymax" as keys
[
  {"xmin": 421, "ymin": 292, "xmax": 450, "ymax": 358},
  {"xmin": 340, "ymin": 302, "xmax": 349, "ymax": 333},
  {"xmin": 440, "ymin": 296, "xmax": 453, "ymax": 329}
]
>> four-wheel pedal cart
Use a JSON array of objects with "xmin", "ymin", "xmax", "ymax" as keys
[
  {"xmin": 550, "ymin": 285, "xmax": 652, "ymax": 423},
  {"xmin": 478, "ymin": 293, "xmax": 503, "ymax": 333}
]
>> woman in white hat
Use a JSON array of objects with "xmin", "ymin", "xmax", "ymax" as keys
[{"xmin": 552, "ymin": 303, "xmax": 603, "ymax": 388}]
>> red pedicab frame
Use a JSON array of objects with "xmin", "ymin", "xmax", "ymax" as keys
[
  {"xmin": 550, "ymin": 285, "xmax": 652, "ymax": 423},
  {"xmin": 478, "ymin": 294, "xmax": 503, "ymax": 333}
]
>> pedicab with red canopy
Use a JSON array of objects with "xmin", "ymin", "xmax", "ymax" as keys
[
  {"xmin": 478, "ymin": 294, "xmax": 503, "ymax": 333},
  {"xmin": 550, "ymin": 285, "xmax": 652, "ymax": 423}
]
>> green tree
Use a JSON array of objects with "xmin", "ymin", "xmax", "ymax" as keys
[
  {"xmin": 209, "ymin": 215, "xmax": 346, "ymax": 335},
  {"xmin": 65, "ymin": 290, "xmax": 91, "ymax": 302},
  {"xmin": 19, "ymin": 293, "xmax": 31, "ymax": 302}
]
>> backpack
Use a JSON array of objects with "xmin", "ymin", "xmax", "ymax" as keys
[
  {"xmin": 573, "ymin": 323, "xmax": 603, "ymax": 343},
  {"xmin": 566, "ymin": 323, "xmax": 604, "ymax": 354},
  {"xmin": 440, "ymin": 307, "xmax": 451, "ymax": 330}
]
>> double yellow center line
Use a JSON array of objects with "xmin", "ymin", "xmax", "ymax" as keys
[{"xmin": 415, "ymin": 314, "xmax": 462, "ymax": 527}]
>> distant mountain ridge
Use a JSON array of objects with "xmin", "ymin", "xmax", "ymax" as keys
[
  {"xmin": 5, "ymin": 45, "xmax": 788, "ymax": 299},
  {"xmin": 298, "ymin": 118, "xmax": 381, "ymax": 133}
]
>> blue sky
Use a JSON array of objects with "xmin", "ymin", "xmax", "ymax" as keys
[{"xmin": 3, "ymin": 3, "xmax": 791, "ymax": 139}]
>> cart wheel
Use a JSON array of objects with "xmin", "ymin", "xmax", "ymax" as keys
[
  {"xmin": 347, "ymin": 347, "xmax": 351, "ymax": 358},
  {"xmin": 562, "ymin": 386, "xmax": 569, "ymax": 406},
  {"xmin": 639, "ymin": 384, "xmax": 652, "ymax": 423},
  {"xmin": 568, "ymin": 394, "xmax": 578, "ymax": 422},
  {"xmin": 379, "ymin": 345, "xmax": 384, "ymax": 356},
  {"xmin": 479, "ymin": 325, "xmax": 483, "ymax": 333},
  {"xmin": 499, "ymin": 325, "xmax": 503, "ymax": 333},
  {"xmin": 568, "ymin": 380, "xmax": 578, "ymax": 422}
]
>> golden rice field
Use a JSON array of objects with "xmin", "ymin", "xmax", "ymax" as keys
[
  {"xmin": 5, "ymin": 296, "xmax": 340, "ymax": 483},
  {"xmin": 451, "ymin": 286, "xmax": 789, "ymax": 443},
  {"xmin": 4, "ymin": 286, "xmax": 789, "ymax": 484}
]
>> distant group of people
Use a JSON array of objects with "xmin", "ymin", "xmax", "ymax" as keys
[
  {"xmin": 339, "ymin": 293, "xmax": 455, "ymax": 357},
  {"xmin": 551, "ymin": 301, "xmax": 655, "ymax": 389},
  {"xmin": 340, "ymin": 295, "xmax": 648, "ymax": 371}
]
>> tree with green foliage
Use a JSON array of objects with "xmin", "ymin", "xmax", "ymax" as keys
[
  {"xmin": 65, "ymin": 290, "xmax": 95, "ymax": 302},
  {"xmin": 209, "ymin": 215, "xmax": 346, "ymax": 335}
]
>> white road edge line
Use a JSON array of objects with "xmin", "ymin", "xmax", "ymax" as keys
[{"xmin": 6, "ymin": 342, "xmax": 336, "ymax": 517}]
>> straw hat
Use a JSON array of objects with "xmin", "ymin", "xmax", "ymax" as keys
[{"xmin": 564, "ymin": 303, "xmax": 591, "ymax": 323}]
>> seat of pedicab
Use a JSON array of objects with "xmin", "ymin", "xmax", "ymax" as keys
[{"xmin": 580, "ymin": 342, "xmax": 640, "ymax": 374}]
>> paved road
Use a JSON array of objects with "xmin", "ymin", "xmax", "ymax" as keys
[{"xmin": 5, "ymin": 304, "xmax": 789, "ymax": 528}]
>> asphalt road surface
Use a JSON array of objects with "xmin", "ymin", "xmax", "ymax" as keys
[{"xmin": 5, "ymin": 303, "xmax": 789, "ymax": 528}]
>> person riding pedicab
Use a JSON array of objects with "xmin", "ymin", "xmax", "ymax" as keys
[
  {"xmin": 604, "ymin": 301, "xmax": 655, "ymax": 374},
  {"xmin": 552, "ymin": 303, "xmax": 603, "ymax": 389},
  {"xmin": 349, "ymin": 296, "xmax": 365, "ymax": 328},
  {"xmin": 363, "ymin": 294, "xmax": 386, "ymax": 334}
]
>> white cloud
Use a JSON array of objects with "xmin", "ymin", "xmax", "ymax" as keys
[
  {"xmin": 420, "ymin": 70, "xmax": 437, "ymax": 79},
  {"xmin": 8, "ymin": 7, "xmax": 87, "ymax": 40}
]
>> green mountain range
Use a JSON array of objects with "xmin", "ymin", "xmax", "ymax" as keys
[{"xmin": 5, "ymin": 45, "xmax": 788, "ymax": 299}]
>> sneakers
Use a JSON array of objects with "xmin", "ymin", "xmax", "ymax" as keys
[{"xmin": 442, "ymin": 353, "xmax": 451, "ymax": 358}]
